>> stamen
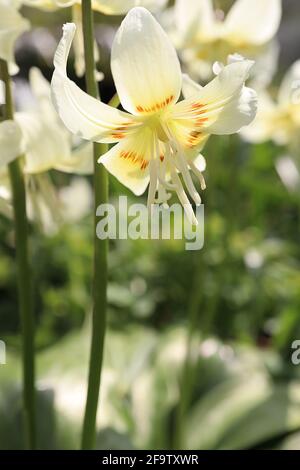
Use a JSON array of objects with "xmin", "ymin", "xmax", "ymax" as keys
[
  {"xmin": 147, "ymin": 138, "xmax": 158, "ymax": 209},
  {"xmin": 156, "ymin": 155, "xmax": 172, "ymax": 204},
  {"xmin": 189, "ymin": 160, "xmax": 207, "ymax": 190},
  {"xmin": 147, "ymin": 128, "xmax": 203, "ymax": 227},
  {"xmin": 158, "ymin": 177, "xmax": 176, "ymax": 191},
  {"xmin": 164, "ymin": 127, "xmax": 202, "ymax": 207},
  {"xmin": 158, "ymin": 153, "xmax": 176, "ymax": 190},
  {"xmin": 163, "ymin": 143, "xmax": 198, "ymax": 226},
  {"xmin": 170, "ymin": 166, "xmax": 198, "ymax": 226},
  {"xmin": 174, "ymin": 145, "xmax": 201, "ymax": 206}
]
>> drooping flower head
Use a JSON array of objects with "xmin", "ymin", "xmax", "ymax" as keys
[
  {"xmin": 0, "ymin": 0, "xmax": 30, "ymax": 74},
  {"xmin": 171, "ymin": 0, "xmax": 282, "ymax": 87},
  {"xmin": 51, "ymin": 7, "xmax": 257, "ymax": 224}
]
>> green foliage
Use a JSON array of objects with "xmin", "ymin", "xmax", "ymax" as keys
[
  {"xmin": 2, "ymin": 326, "xmax": 300, "ymax": 450},
  {"xmin": 2, "ymin": 3, "xmax": 300, "ymax": 443},
  {"xmin": 2, "ymin": 130, "xmax": 300, "ymax": 448}
]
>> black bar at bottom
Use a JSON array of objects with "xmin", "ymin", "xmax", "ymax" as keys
[{"xmin": 0, "ymin": 449, "xmax": 296, "ymax": 465}]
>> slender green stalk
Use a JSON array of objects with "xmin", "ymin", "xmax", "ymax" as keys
[
  {"xmin": 0, "ymin": 60, "xmax": 35, "ymax": 449},
  {"xmin": 173, "ymin": 257, "xmax": 202, "ymax": 449},
  {"xmin": 80, "ymin": 0, "xmax": 108, "ymax": 450}
]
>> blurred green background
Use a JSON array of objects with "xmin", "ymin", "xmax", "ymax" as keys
[{"xmin": 1, "ymin": 0, "xmax": 300, "ymax": 450}]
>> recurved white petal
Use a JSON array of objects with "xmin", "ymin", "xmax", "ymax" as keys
[
  {"xmin": 173, "ymin": 60, "xmax": 257, "ymax": 137},
  {"xmin": 111, "ymin": 7, "xmax": 182, "ymax": 115},
  {"xmin": 0, "ymin": 120, "xmax": 24, "ymax": 168},
  {"xmin": 98, "ymin": 129, "xmax": 153, "ymax": 196},
  {"xmin": 225, "ymin": 0, "xmax": 282, "ymax": 45},
  {"xmin": 51, "ymin": 23, "xmax": 141, "ymax": 143},
  {"xmin": 206, "ymin": 85, "xmax": 258, "ymax": 135}
]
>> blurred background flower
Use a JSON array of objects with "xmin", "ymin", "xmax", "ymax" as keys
[
  {"xmin": 243, "ymin": 61, "xmax": 300, "ymax": 153},
  {"xmin": 167, "ymin": 0, "xmax": 282, "ymax": 89},
  {"xmin": 0, "ymin": 0, "xmax": 30, "ymax": 74}
]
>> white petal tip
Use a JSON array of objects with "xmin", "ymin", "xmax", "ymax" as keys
[
  {"xmin": 63, "ymin": 23, "xmax": 76, "ymax": 34},
  {"xmin": 120, "ymin": 6, "xmax": 156, "ymax": 27},
  {"xmin": 212, "ymin": 61, "xmax": 224, "ymax": 76},
  {"xmin": 125, "ymin": 6, "xmax": 152, "ymax": 16},
  {"xmin": 227, "ymin": 53, "xmax": 245, "ymax": 64},
  {"xmin": 53, "ymin": 23, "xmax": 76, "ymax": 72}
]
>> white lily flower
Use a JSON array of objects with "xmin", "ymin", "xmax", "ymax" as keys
[
  {"xmin": 0, "ymin": 0, "xmax": 30, "ymax": 74},
  {"xmin": 0, "ymin": 67, "xmax": 93, "ymax": 175},
  {"xmin": 51, "ymin": 8, "xmax": 257, "ymax": 225},
  {"xmin": 171, "ymin": 0, "xmax": 281, "ymax": 87},
  {"xmin": 242, "ymin": 60, "xmax": 300, "ymax": 152}
]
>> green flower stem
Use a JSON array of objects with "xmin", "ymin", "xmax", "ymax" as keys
[
  {"xmin": 173, "ymin": 257, "xmax": 203, "ymax": 449},
  {"xmin": 0, "ymin": 59, "xmax": 35, "ymax": 449},
  {"xmin": 80, "ymin": 0, "xmax": 109, "ymax": 450}
]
